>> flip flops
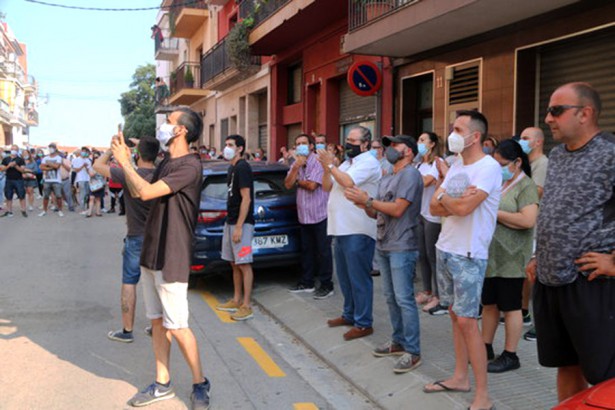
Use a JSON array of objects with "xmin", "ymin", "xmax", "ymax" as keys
[{"xmin": 423, "ymin": 380, "xmax": 471, "ymax": 393}]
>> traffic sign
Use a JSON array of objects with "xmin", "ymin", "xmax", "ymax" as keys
[{"xmin": 347, "ymin": 61, "xmax": 382, "ymax": 97}]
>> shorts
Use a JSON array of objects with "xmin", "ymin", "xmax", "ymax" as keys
[
  {"xmin": 533, "ymin": 277, "xmax": 615, "ymax": 385},
  {"xmin": 221, "ymin": 223, "xmax": 254, "ymax": 264},
  {"xmin": 122, "ymin": 236, "xmax": 143, "ymax": 285},
  {"xmin": 436, "ymin": 249, "xmax": 487, "ymax": 318},
  {"xmin": 24, "ymin": 179, "xmax": 38, "ymax": 188},
  {"xmin": 90, "ymin": 188, "xmax": 105, "ymax": 199},
  {"xmin": 4, "ymin": 179, "xmax": 25, "ymax": 200},
  {"xmin": 109, "ymin": 187, "xmax": 122, "ymax": 194},
  {"xmin": 481, "ymin": 277, "xmax": 524, "ymax": 312},
  {"xmin": 43, "ymin": 182, "xmax": 63, "ymax": 199},
  {"xmin": 140, "ymin": 266, "xmax": 189, "ymax": 330}
]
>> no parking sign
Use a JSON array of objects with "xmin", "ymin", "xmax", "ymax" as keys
[{"xmin": 347, "ymin": 61, "xmax": 382, "ymax": 97}]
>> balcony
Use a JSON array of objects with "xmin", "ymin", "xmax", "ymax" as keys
[
  {"xmin": 155, "ymin": 35, "xmax": 180, "ymax": 61},
  {"xmin": 238, "ymin": 0, "xmax": 346, "ymax": 55},
  {"xmin": 170, "ymin": 0, "xmax": 209, "ymax": 39},
  {"xmin": 0, "ymin": 99, "xmax": 11, "ymax": 123},
  {"xmin": 169, "ymin": 62, "xmax": 208, "ymax": 105},
  {"xmin": 343, "ymin": 0, "xmax": 581, "ymax": 57},
  {"xmin": 27, "ymin": 109, "xmax": 39, "ymax": 127},
  {"xmin": 200, "ymin": 37, "xmax": 261, "ymax": 91},
  {"xmin": 24, "ymin": 75, "xmax": 37, "ymax": 94}
]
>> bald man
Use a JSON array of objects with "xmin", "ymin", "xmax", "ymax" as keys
[
  {"xmin": 526, "ymin": 82, "xmax": 615, "ymax": 403},
  {"xmin": 520, "ymin": 127, "xmax": 548, "ymax": 198}
]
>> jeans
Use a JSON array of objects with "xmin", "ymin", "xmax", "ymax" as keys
[
  {"xmin": 62, "ymin": 179, "xmax": 74, "ymax": 211},
  {"xmin": 417, "ymin": 216, "xmax": 441, "ymax": 295},
  {"xmin": 375, "ymin": 249, "xmax": 421, "ymax": 355},
  {"xmin": 299, "ymin": 219, "xmax": 333, "ymax": 289},
  {"xmin": 122, "ymin": 236, "xmax": 144, "ymax": 285},
  {"xmin": 334, "ymin": 234, "xmax": 375, "ymax": 328},
  {"xmin": 0, "ymin": 175, "xmax": 5, "ymax": 204},
  {"xmin": 76, "ymin": 181, "xmax": 90, "ymax": 209}
]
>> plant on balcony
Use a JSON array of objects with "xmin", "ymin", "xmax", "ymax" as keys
[
  {"xmin": 184, "ymin": 67, "xmax": 195, "ymax": 87},
  {"xmin": 227, "ymin": 19, "xmax": 253, "ymax": 72}
]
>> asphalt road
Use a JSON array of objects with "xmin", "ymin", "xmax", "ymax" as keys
[{"xmin": 0, "ymin": 206, "xmax": 373, "ymax": 410}]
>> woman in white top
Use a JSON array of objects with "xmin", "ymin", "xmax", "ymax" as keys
[{"xmin": 414, "ymin": 132, "xmax": 446, "ymax": 315}]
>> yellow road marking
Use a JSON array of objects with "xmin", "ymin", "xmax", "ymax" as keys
[
  {"xmin": 201, "ymin": 292, "xmax": 234, "ymax": 323},
  {"xmin": 237, "ymin": 337, "xmax": 286, "ymax": 378},
  {"xmin": 293, "ymin": 404, "xmax": 319, "ymax": 410}
]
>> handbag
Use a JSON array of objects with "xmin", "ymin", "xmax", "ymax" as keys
[{"xmin": 89, "ymin": 177, "xmax": 104, "ymax": 192}]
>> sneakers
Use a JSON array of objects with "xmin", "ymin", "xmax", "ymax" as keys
[
  {"xmin": 190, "ymin": 379, "xmax": 211, "ymax": 410},
  {"xmin": 231, "ymin": 306, "xmax": 253, "ymax": 321},
  {"xmin": 216, "ymin": 299, "xmax": 240, "ymax": 312},
  {"xmin": 393, "ymin": 353, "xmax": 422, "ymax": 373},
  {"xmin": 107, "ymin": 329, "xmax": 134, "ymax": 343},
  {"xmin": 2, "ymin": 212, "xmax": 14, "ymax": 217},
  {"xmin": 144, "ymin": 326, "xmax": 153, "ymax": 337},
  {"xmin": 373, "ymin": 341, "xmax": 405, "ymax": 357},
  {"xmin": 288, "ymin": 283, "xmax": 315, "ymax": 293},
  {"xmin": 422, "ymin": 296, "xmax": 440, "ymax": 313},
  {"xmin": 21, "ymin": 211, "xmax": 27, "ymax": 217},
  {"xmin": 428, "ymin": 303, "xmax": 449, "ymax": 316},
  {"xmin": 128, "ymin": 382, "xmax": 175, "ymax": 407},
  {"xmin": 58, "ymin": 210, "xmax": 65, "ymax": 217},
  {"xmin": 28, "ymin": 206, "xmax": 33, "ymax": 211},
  {"xmin": 488, "ymin": 351, "xmax": 520, "ymax": 373},
  {"xmin": 524, "ymin": 327, "xmax": 537, "ymax": 341},
  {"xmin": 38, "ymin": 211, "xmax": 46, "ymax": 217},
  {"xmin": 313, "ymin": 287, "xmax": 334, "ymax": 299}
]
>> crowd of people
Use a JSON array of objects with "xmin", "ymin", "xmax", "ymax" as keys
[{"xmin": 2, "ymin": 82, "xmax": 613, "ymax": 410}]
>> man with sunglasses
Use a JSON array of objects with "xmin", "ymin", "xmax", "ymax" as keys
[{"xmin": 526, "ymin": 82, "xmax": 615, "ymax": 403}]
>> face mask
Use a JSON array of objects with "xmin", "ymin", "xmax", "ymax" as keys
[
  {"xmin": 157, "ymin": 123, "xmax": 177, "ymax": 148},
  {"xmin": 519, "ymin": 139, "xmax": 532, "ymax": 155},
  {"xmin": 315, "ymin": 143, "xmax": 326, "ymax": 151},
  {"xmin": 37, "ymin": 153, "xmax": 43, "ymax": 157},
  {"xmin": 482, "ymin": 146, "xmax": 494, "ymax": 155},
  {"xmin": 369, "ymin": 149, "xmax": 378, "ymax": 158},
  {"xmin": 49, "ymin": 148, "xmax": 56, "ymax": 154},
  {"xmin": 417, "ymin": 143, "xmax": 428, "ymax": 156},
  {"xmin": 385, "ymin": 146, "xmax": 403, "ymax": 164},
  {"xmin": 23, "ymin": 154, "xmax": 30, "ymax": 159},
  {"xmin": 81, "ymin": 152, "xmax": 88, "ymax": 157},
  {"xmin": 209, "ymin": 150, "xmax": 215, "ymax": 157},
  {"xmin": 10, "ymin": 150, "xmax": 18, "ymax": 156},
  {"xmin": 447, "ymin": 132, "xmax": 475, "ymax": 154},
  {"xmin": 254, "ymin": 152, "xmax": 261, "ymax": 158},
  {"xmin": 344, "ymin": 142, "xmax": 362, "ymax": 159},
  {"xmin": 223, "ymin": 146, "xmax": 235, "ymax": 161},
  {"xmin": 296, "ymin": 144, "xmax": 309, "ymax": 156},
  {"xmin": 501, "ymin": 164, "xmax": 514, "ymax": 182}
]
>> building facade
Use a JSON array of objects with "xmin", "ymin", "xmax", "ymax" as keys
[
  {"xmin": 342, "ymin": 0, "xmax": 615, "ymax": 150},
  {"xmin": 0, "ymin": 20, "xmax": 39, "ymax": 147}
]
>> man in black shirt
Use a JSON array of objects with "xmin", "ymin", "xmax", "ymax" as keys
[
  {"xmin": 111, "ymin": 107, "xmax": 211, "ymax": 410},
  {"xmin": 0, "ymin": 144, "xmax": 28, "ymax": 217},
  {"xmin": 215, "ymin": 134, "xmax": 255, "ymax": 321}
]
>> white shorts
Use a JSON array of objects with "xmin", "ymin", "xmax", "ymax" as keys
[{"xmin": 140, "ymin": 266, "xmax": 189, "ymax": 329}]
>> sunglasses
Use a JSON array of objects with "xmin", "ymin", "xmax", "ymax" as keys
[{"xmin": 546, "ymin": 105, "xmax": 584, "ymax": 117}]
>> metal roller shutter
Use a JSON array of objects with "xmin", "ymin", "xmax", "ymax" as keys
[
  {"xmin": 339, "ymin": 80, "xmax": 376, "ymax": 124},
  {"xmin": 538, "ymin": 27, "xmax": 615, "ymax": 151}
]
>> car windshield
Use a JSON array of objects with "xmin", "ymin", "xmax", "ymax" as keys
[{"xmin": 201, "ymin": 171, "xmax": 294, "ymax": 201}]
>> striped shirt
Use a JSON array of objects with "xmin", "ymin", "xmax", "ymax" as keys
[{"xmin": 292, "ymin": 152, "xmax": 329, "ymax": 225}]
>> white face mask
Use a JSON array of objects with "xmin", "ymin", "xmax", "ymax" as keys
[
  {"xmin": 49, "ymin": 147, "xmax": 57, "ymax": 154},
  {"xmin": 10, "ymin": 150, "xmax": 18, "ymax": 156},
  {"xmin": 447, "ymin": 132, "xmax": 474, "ymax": 154},
  {"xmin": 223, "ymin": 146, "xmax": 235, "ymax": 161},
  {"xmin": 157, "ymin": 123, "xmax": 177, "ymax": 149}
]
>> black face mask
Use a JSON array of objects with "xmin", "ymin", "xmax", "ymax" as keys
[{"xmin": 344, "ymin": 142, "xmax": 362, "ymax": 159}]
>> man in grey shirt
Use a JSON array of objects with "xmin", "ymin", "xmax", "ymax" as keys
[
  {"xmin": 527, "ymin": 82, "xmax": 615, "ymax": 403},
  {"xmin": 345, "ymin": 135, "xmax": 424, "ymax": 374}
]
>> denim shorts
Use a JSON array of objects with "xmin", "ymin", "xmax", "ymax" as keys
[
  {"xmin": 122, "ymin": 236, "xmax": 144, "ymax": 285},
  {"xmin": 43, "ymin": 182, "xmax": 63, "ymax": 199},
  {"xmin": 4, "ymin": 179, "xmax": 25, "ymax": 200},
  {"xmin": 436, "ymin": 249, "xmax": 487, "ymax": 318}
]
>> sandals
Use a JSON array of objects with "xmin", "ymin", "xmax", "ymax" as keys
[
  {"xmin": 423, "ymin": 380, "xmax": 471, "ymax": 393},
  {"xmin": 415, "ymin": 291, "xmax": 432, "ymax": 305}
]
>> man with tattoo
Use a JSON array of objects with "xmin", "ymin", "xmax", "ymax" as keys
[
  {"xmin": 94, "ymin": 136, "xmax": 159, "ymax": 343},
  {"xmin": 111, "ymin": 107, "xmax": 211, "ymax": 410}
]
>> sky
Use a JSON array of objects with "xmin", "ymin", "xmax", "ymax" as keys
[{"xmin": 2, "ymin": 0, "xmax": 159, "ymax": 148}]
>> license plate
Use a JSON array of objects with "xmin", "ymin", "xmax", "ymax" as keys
[{"xmin": 252, "ymin": 235, "xmax": 288, "ymax": 249}]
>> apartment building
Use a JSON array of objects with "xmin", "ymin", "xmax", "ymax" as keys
[
  {"xmin": 342, "ymin": 0, "xmax": 615, "ymax": 149},
  {"xmin": 0, "ymin": 20, "xmax": 39, "ymax": 147}
]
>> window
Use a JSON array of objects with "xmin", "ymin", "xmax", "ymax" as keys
[{"xmin": 287, "ymin": 63, "xmax": 302, "ymax": 104}]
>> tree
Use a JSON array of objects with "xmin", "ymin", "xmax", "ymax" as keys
[{"xmin": 119, "ymin": 64, "xmax": 156, "ymax": 140}]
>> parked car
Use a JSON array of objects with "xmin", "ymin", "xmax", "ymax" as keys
[
  {"xmin": 191, "ymin": 160, "xmax": 301, "ymax": 275},
  {"xmin": 554, "ymin": 378, "xmax": 615, "ymax": 409}
]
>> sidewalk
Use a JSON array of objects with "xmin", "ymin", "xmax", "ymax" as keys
[{"xmin": 252, "ymin": 271, "xmax": 557, "ymax": 410}]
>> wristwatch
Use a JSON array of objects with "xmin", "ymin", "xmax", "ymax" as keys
[
  {"xmin": 437, "ymin": 192, "xmax": 446, "ymax": 202},
  {"xmin": 327, "ymin": 163, "xmax": 335, "ymax": 170},
  {"xmin": 365, "ymin": 197, "xmax": 374, "ymax": 209}
]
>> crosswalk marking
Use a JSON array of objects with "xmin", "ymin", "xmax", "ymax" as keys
[
  {"xmin": 201, "ymin": 291, "xmax": 235, "ymax": 323},
  {"xmin": 237, "ymin": 337, "xmax": 286, "ymax": 378}
]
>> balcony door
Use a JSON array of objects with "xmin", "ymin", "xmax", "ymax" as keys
[{"xmin": 401, "ymin": 72, "xmax": 433, "ymax": 138}]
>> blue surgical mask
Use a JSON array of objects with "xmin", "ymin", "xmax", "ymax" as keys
[
  {"xmin": 519, "ymin": 139, "xmax": 532, "ymax": 154},
  {"xmin": 501, "ymin": 165, "xmax": 514, "ymax": 182},
  {"xmin": 483, "ymin": 147, "xmax": 494, "ymax": 155},
  {"xmin": 369, "ymin": 149, "xmax": 378, "ymax": 158},
  {"xmin": 296, "ymin": 144, "xmax": 309, "ymax": 156},
  {"xmin": 315, "ymin": 143, "xmax": 326, "ymax": 151},
  {"xmin": 417, "ymin": 143, "xmax": 428, "ymax": 156}
]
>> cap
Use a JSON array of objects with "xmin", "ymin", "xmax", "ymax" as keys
[{"xmin": 382, "ymin": 135, "xmax": 418, "ymax": 156}]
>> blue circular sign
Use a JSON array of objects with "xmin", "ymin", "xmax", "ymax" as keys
[{"xmin": 347, "ymin": 61, "xmax": 382, "ymax": 97}]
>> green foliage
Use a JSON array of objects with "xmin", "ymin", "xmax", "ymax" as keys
[
  {"xmin": 227, "ymin": 23, "xmax": 252, "ymax": 71},
  {"xmin": 184, "ymin": 67, "xmax": 194, "ymax": 83},
  {"xmin": 118, "ymin": 63, "xmax": 156, "ymax": 139}
]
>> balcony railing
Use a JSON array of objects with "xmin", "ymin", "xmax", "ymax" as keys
[
  {"xmin": 155, "ymin": 35, "xmax": 180, "ymax": 55},
  {"xmin": 0, "ymin": 98, "xmax": 10, "ymax": 119},
  {"xmin": 170, "ymin": 61, "xmax": 202, "ymax": 94},
  {"xmin": 348, "ymin": 0, "xmax": 417, "ymax": 31},
  {"xmin": 238, "ymin": 0, "xmax": 291, "ymax": 29},
  {"xmin": 169, "ymin": 0, "xmax": 208, "ymax": 32},
  {"xmin": 27, "ymin": 109, "xmax": 39, "ymax": 126},
  {"xmin": 200, "ymin": 37, "xmax": 261, "ymax": 85}
]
